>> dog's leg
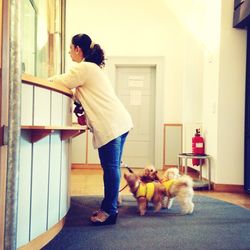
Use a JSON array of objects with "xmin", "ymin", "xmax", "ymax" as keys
[
  {"xmin": 162, "ymin": 196, "xmax": 174, "ymax": 209},
  {"xmin": 177, "ymin": 196, "xmax": 194, "ymax": 214},
  {"xmin": 153, "ymin": 202, "xmax": 162, "ymax": 212},
  {"xmin": 187, "ymin": 201, "xmax": 194, "ymax": 214},
  {"xmin": 117, "ymin": 193, "xmax": 122, "ymax": 207},
  {"xmin": 162, "ymin": 196, "xmax": 168, "ymax": 209},
  {"xmin": 183, "ymin": 198, "xmax": 194, "ymax": 214},
  {"xmin": 166, "ymin": 198, "xmax": 174, "ymax": 209},
  {"xmin": 152, "ymin": 193, "xmax": 164, "ymax": 212},
  {"xmin": 138, "ymin": 197, "xmax": 147, "ymax": 216}
]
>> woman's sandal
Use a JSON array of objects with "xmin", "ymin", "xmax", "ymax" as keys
[
  {"xmin": 92, "ymin": 209, "xmax": 103, "ymax": 217},
  {"xmin": 90, "ymin": 210, "xmax": 118, "ymax": 226}
]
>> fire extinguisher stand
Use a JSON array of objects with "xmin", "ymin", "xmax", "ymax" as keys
[
  {"xmin": 178, "ymin": 153, "xmax": 211, "ymax": 190},
  {"xmin": 178, "ymin": 129, "xmax": 211, "ymax": 190}
]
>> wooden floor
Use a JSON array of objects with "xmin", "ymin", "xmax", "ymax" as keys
[{"xmin": 71, "ymin": 168, "xmax": 250, "ymax": 210}]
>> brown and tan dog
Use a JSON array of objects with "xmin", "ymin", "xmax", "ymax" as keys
[
  {"xmin": 139, "ymin": 165, "xmax": 160, "ymax": 183},
  {"xmin": 124, "ymin": 171, "xmax": 166, "ymax": 216}
]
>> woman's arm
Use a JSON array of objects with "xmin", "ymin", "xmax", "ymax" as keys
[{"xmin": 49, "ymin": 63, "xmax": 87, "ymax": 89}]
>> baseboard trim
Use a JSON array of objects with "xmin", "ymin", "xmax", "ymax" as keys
[
  {"xmin": 213, "ymin": 183, "xmax": 245, "ymax": 193},
  {"xmin": 72, "ymin": 163, "xmax": 102, "ymax": 169},
  {"xmin": 162, "ymin": 165, "xmax": 178, "ymax": 170},
  {"xmin": 71, "ymin": 164, "xmax": 246, "ymax": 193},
  {"xmin": 18, "ymin": 217, "xmax": 65, "ymax": 250}
]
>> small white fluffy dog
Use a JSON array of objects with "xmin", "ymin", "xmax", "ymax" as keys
[
  {"xmin": 162, "ymin": 167, "xmax": 180, "ymax": 180},
  {"xmin": 161, "ymin": 167, "xmax": 194, "ymax": 214}
]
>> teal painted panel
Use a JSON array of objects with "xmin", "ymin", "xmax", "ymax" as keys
[
  {"xmin": 17, "ymin": 131, "xmax": 32, "ymax": 248},
  {"xmin": 51, "ymin": 92, "xmax": 63, "ymax": 126},
  {"xmin": 48, "ymin": 132, "xmax": 61, "ymax": 228},
  {"xmin": 33, "ymin": 87, "xmax": 51, "ymax": 125},
  {"xmin": 62, "ymin": 95, "xmax": 72, "ymax": 126},
  {"xmin": 60, "ymin": 140, "xmax": 70, "ymax": 219},
  {"xmin": 30, "ymin": 136, "xmax": 50, "ymax": 240},
  {"xmin": 21, "ymin": 84, "xmax": 33, "ymax": 125}
]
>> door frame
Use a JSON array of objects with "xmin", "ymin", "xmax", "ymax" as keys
[
  {"xmin": 106, "ymin": 56, "xmax": 164, "ymax": 169},
  {"xmin": 0, "ymin": 0, "xmax": 10, "ymax": 248}
]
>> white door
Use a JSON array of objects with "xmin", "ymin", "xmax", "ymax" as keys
[{"xmin": 115, "ymin": 66, "xmax": 156, "ymax": 168}]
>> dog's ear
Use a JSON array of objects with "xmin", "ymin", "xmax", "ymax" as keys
[
  {"xmin": 144, "ymin": 169, "xmax": 150, "ymax": 176},
  {"xmin": 154, "ymin": 172, "xmax": 160, "ymax": 181}
]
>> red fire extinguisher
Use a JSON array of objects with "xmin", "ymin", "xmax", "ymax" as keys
[{"xmin": 192, "ymin": 129, "xmax": 205, "ymax": 166}]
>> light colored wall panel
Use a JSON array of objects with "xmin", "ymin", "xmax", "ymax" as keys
[
  {"xmin": 48, "ymin": 132, "xmax": 61, "ymax": 228},
  {"xmin": 60, "ymin": 140, "xmax": 70, "ymax": 219},
  {"xmin": 51, "ymin": 92, "xmax": 63, "ymax": 126},
  {"xmin": 62, "ymin": 95, "xmax": 72, "ymax": 126},
  {"xmin": 21, "ymin": 84, "xmax": 33, "ymax": 125},
  {"xmin": 87, "ymin": 132, "xmax": 100, "ymax": 164},
  {"xmin": 33, "ymin": 87, "xmax": 51, "ymax": 125},
  {"xmin": 123, "ymin": 141, "xmax": 152, "ymax": 167},
  {"xmin": 71, "ymin": 133, "xmax": 86, "ymax": 163},
  {"xmin": 30, "ymin": 137, "xmax": 50, "ymax": 240},
  {"xmin": 17, "ymin": 131, "xmax": 32, "ymax": 247},
  {"xmin": 164, "ymin": 125, "xmax": 182, "ymax": 166}
]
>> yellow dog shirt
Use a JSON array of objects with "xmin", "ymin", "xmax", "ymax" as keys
[
  {"xmin": 135, "ymin": 182, "xmax": 155, "ymax": 201},
  {"xmin": 161, "ymin": 179, "xmax": 175, "ymax": 191}
]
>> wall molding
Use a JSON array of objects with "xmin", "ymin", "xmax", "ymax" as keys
[
  {"xmin": 71, "ymin": 164, "xmax": 246, "ymax": 193},
  {"xmin": 72, "ymin": 164, "xmax": 102, "ymax": 169},
  {"xmin": 213, "ymin": 184, "xmax": 245, "ymax": 193}
]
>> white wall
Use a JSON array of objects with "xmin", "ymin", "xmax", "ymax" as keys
[
  {"xmin": 216, "ymin": 0, "xmax": 246, "ymax": 184},
  {"xmin": 201, "ymin": 1, "xmax": 221, "ymax": 183},
  {"xmin": 66, "ymin": 0, "xmax": 247, "ymax": 186},
  {"xmin": 65, "ymin": 0, "xmax": 186, "ymax": 123}
]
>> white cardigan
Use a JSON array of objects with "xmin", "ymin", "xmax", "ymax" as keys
[{"xmin": 50, "ymin": 61, "xmax": 133, "ymax": 149}]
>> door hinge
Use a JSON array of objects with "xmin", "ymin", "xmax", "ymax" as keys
[{"xmin": 0, "ymin": 125, "xmax": 8, "ymax": 146}]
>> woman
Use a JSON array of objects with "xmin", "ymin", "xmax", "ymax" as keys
[{"xmin": 49, "ymin": 33, "xmax": 133, "ymax": 225}]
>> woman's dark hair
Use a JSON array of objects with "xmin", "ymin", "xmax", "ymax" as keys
[{"xmin": 72, "ymin": 34, "xmax": 105, "ymax": 68}]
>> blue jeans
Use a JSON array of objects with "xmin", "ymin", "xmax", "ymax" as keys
[{"xmin": 98, "ymin": 132, "xmax": 129, "ymax": 215}]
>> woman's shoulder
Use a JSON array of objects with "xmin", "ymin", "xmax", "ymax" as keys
[
  {"xmin": 80, "ymin": 61, "xmax": 100, "ymax": 69},
  {"xmin": 70, "ymin": 61, "xmax": 99, "ymax": 75}
]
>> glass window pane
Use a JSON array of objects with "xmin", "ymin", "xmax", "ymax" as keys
[
  {"xmin": 21, "ymin": 0, "xmax": 64, "ymax": 78},
  {"xmin": 21, "ymin": 0, "xmax": 36, "ymax": 75}
]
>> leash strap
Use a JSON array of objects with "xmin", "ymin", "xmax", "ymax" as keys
[
  {"xmin": 119, "ymin": 184, "xmax": 128, "ymax": 192},
  {"xmin": 119, "ymin": 162, "xmax": 134, "ymax": 192}
]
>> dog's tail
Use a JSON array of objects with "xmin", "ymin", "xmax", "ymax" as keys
[{"xmin": 174, "ymin": 175, "xmax": 193, "ymax": 189}]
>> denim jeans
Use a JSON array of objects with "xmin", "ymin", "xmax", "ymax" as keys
[{"xmin": 98, "ymin": 132, "xmax": 129, "ymax": 215}]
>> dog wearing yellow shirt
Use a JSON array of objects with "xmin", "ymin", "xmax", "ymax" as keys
[
  {"xmin": 124, "ymin": 171, "xmax": 166, "ymax": 216},
  {"xmin": 161, "ymin": 167, "xmax": 194, "ymax": 214},
  {"xmin": 139, "ymin": 165, "xmax": 160, "ymax": 183}
]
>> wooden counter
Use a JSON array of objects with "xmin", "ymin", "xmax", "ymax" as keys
[{"xmin": 17, "ymin": 75, "xmax": 86, "ymax": 249}]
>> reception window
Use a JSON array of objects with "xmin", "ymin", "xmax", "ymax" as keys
[{"xmin": 21, "ymin": 0, "xmax": 65, "ymax": 78}]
